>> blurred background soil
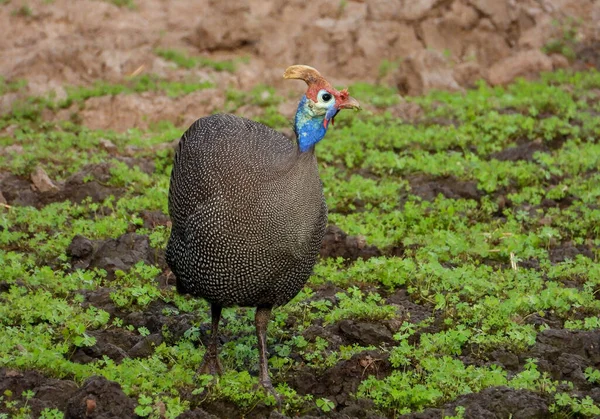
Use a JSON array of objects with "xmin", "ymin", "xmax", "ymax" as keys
[{"xmin": 1, "ymin": 0, "xmax": 599, "ymax": 97}]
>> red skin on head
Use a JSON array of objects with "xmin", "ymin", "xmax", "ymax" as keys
[{"xmin": 306, "ymin": 83, "xmax": 350, "ymax": 110}]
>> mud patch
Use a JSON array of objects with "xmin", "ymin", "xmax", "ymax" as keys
[
  {"xmin": 70, "ymin": 328, "xmax": 163, "ymax": 364},
  {"xmin": 65, "ymin": 375, "xmax": 137, "ymax": 419},
  {"xmin": 386, "ymin": 289, "xmax": 434, "ymax": 326},
  {"xmin": 526, "ymin": 329, "xmax": 600, "ymax": 390},
  {"xmin": 320, "ymin": 225, "xmax": 382, "ymax": 261},
  {"xmin": 337, "ymin": 320, "xmax": 395, "ymax": 347},
  {"xmin": 123, "ymin": 299, "xmax": 199, "ymax": 342},
  {"xmin": 407, "ymin": 175, "xmax": 481, "ymax": 202},
  {"xmin": 0, "ymin": 369, "xmax": 77, "ymax": 418},
  {"xmin": 289, "ymin": 350, "xmax": 391, "ymax": 408},
  {"xmin": 490, "ymin": 140, "xmax": 549, "ymax": 162},
  {"xmin": 0, "ymin": 163, "xmax": 124, "ymax": 208},
  {"xmin": 67, "ymin": 232, "xmax": 165, "ymax": 278},
  {"xmin": 140, "ymin": 209, "xmax": 171, "ymax": 229},
  {"xmin": 71, "ymin": 329, "xmax": 136, "ymax": 364},
  {"xmin": 408, "ymin": 387, "xmax": 551, "ymax": 419},
  {"xmin": 78, "ymin": 281, "xmax": 198, "ymax": 348},
  {"xmin": 548, "ymin": 241, "xmax": 596, "ymax": 263}
]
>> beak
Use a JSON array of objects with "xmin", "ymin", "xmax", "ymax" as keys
[{"xmin": 337, "ymin": 96, "xmax": 360, "ymax": 110}]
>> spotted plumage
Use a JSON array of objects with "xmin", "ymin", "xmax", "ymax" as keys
[
  {"xmin": 165, "ymin": 65, "xmax": 359, "ymax": 393},
  {"xmin": 166, "ymin": 114, "xmax": 326, "ymax": 308}
]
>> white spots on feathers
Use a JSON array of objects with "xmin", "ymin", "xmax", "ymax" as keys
[{"xmin": 166, "ymin": 114, "xmax": 327, "ymax": 308}]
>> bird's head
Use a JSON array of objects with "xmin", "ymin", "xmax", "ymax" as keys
[{"xmin": 284, "ymin": 65, "xmax": 359, "ymax": 152}]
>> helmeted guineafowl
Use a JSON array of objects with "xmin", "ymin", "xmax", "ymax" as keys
[{"xmin": 166, "ymin": 65, "xmax": 360, "ymax": 393}]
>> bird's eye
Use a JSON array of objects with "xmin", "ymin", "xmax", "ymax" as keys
[{"xmin": 321, "ymin": 93, "xmax": 332, "ymax": 102}]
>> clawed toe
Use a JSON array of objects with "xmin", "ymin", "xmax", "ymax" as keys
[
  {"xmin": 198, "ymin": 355, "xmax": 223, "ymax": 376},
  {"xmin": 258, "ymin": 378, "xmax": 282, "ymax": 407}
]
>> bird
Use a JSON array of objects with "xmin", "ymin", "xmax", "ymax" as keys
[{"xmin": 165, "ymin": 65, "xmax": 360, "ymax": 394}]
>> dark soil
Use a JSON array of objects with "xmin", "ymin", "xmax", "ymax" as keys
[
  {"xmin": 548, "ymin": 241, "xmax": 596, "ymax": 263},
  {"xmin": 527, "ymin": 329, "xmax": 600, "ymax": 390},
  {"xmin": 407, "ymin": 387, "xmax": 551, "ymax": 419},
  {"xmin": 0, "ymin": 163, "xmax": 124, "ymax": 208},
  {"xmin": 289, "ymin": 350, "xmax": 392, "ymax": 408},
  {"xmin": 67, "ymin": 233, "xmax": 166, "ymax": 278},
  {"xmin": 64, "ymin": 375, "xmax": 137, "ymax": 419},
  {"xmin": 489, "ymin": 140, "xmax": 549, "ymax": 162},
  {"xmin": 385, "ymin": 289, "xmax": 435, "ymax": 326},
  {"xmin": 0, "ymin": 370, "xmax": 135, "ymax": 419},
  {"xmin": 406, "ymin": 175, "xmax": 482, "ymax": 202},
  {"xmin": 70, "ymin": 329, "xmax": 163, "ymax": 364},
  {"xmin": 320, "ymin": 225, "xmax": 382, "ymax": 261},
  {"xmin": 0, "ymin": 369, "xmax": 77, "ymax": 418}
]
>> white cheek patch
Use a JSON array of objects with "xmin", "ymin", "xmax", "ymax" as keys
[{"xmin": 307, "ymin": 99, "xmax": 328, "ymax": 117}]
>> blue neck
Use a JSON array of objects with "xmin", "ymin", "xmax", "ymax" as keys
[{"xmin": 294, "ymin": 95, "xmax": 328, "ymax": 152}]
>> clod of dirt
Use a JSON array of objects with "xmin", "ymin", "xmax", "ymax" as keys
[
  {"xmin": 30, "ymin": 165, "xmax": 59, "ymax": 192},
  {"xmin": 385, "ymin": 289, "xmax": 434, "ymax": 325},
  {"xmin": 65, "ymin": 375, "xmax": 137, "ymax": 419},
  {"xmin": 77, "ymin": 289, "xmax": 195, "ymax": 350},
  {"xmin": 490, "ymin": 140, "xmax": 548, "ymax": 162},
  {"xmin": 0, "ymin": 369, "xmax": 77, "ymax": 418},
  {"xmin": 79, "ymin": 288, "xmax": 118, "ymax": 318},
  {"xmin": 0, "ymin": 174, "xmax": 38, "ymax": 207},
  {"xmin": 92, "ymin": 233, "xmax": 155, "ymax": 274},
  {"xmin": 67, "ymin": 233, "xmax": 164, "ymax": 279},
  {"xmin": 72, "ymin": 329, "xmax": 163, "ymax": 364},
  {"xmin": 140, "ymin": 210, "xmax": 171, "ymax": 229},
  {"xmin": 123, "ymin": 299, "xmax": 198, "ymax": 342},
  {"xmin": 539, "ymin": 196, "xmax": 575, "ymax": 210},
  {"xmin": 548, "ymin": 242, "xmax": 595, "ymax": 263},
  {"xmin": 290, "ymin": 350, "xmax": 391, "ymax": 407},
  {"xmin": 71, "ymin": 329, "xmax": 141, "ymax": 364},
  {"xmin": 127, "ymin": 333, "xmax": 163, "ymax": 358},
  {"xmin": 408, "ymin": 175, "xmax": 481, "ymax": 201},
  {"xmin": 303, "ymin": 324, "xmax": 344, "ymax": 350},
  {"xmin": 58, "ymin": 163, "xmax": 124, "ymax": 204},
  {"xmin": 337, "ymin": 319, "xmax": 394, "ymax": 346},
  {"xmin": 320, "ymin": 225, "xmax": 381, "ymax": 261},
  {"xmin": 526, "ymin": 329, "xmax": 600, "ymax": 389},
  {"xmin": 0, "ymin": 163, "xmax": 124, "ymax": 208},
  {"xmin": 488, "ymin": 350, "xmax": 520, "ymax": 370},
  {"xmin": 437, "ymin": 387, "xmax": 550, "ymax": 419},
  {"xmin": 522, "ymin": 312, "xmax": 563, "ymax": 330},
  {"xmin": 68, "ymin": 235, "xmax": 95, "ymax": 260},
  {"xmin": 98, "ymin": 139, "xmax": 119, "ymax": 156}
]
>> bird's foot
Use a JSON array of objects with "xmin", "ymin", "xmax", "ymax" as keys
[
  {"xmin": 258, "ymin": 378, "xmax": 282, "ymax": 408},
  {"xmin": 198, "ymin": 353, "xmax": 223, "ymax": 376},
  {"xmin": 192, "ymin": 356, "xmax": 222, "ymax": 399}
]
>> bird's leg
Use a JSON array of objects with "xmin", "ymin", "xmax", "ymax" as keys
[
  {"xmin": 199, "ymin": 304, "xmax": 223, "ymax": 376},
  {"xmin": 255, "ymin": 306, "xmax": 279, "ymax": 399}
]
